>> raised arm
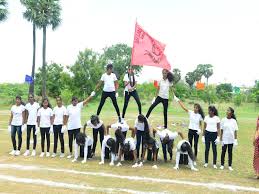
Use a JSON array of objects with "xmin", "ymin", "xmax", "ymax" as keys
[
  {"xmin": 95, "ymin": 80, "xmax": 103, "ymax": 91},
  {"xmin": 83, "ymin": 95, "xmax": 93, "ymax": 106}
]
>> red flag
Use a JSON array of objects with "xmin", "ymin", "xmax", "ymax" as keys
[
  {"xmin": 131, "ymin": 22, "xmax": 171, "ymax": 70},
  {"xmin": 153, "ymin": 80, "xmax": 159, "ymax": 88}
]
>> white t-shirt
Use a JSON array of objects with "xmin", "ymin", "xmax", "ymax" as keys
[
  {"xmin": 111, "ymin": 121, "xmax": 129, "ymax": 132},
  {"xmin": 221, "ymin": 118, "xmax": 238, "ymax": 144},
  {"xmin": 158, "ymin": 79, "xmax": 173, "ymax": 99},
  {"xmin": 25, "ymin": 102, "xmax": 40, "ymax": 125},
  {"xmin": 156, "ymin": 129, "xmax": 178, "ymax": 141},
  {"xmin": 188, "ymin": 110, "xmax": 203, "ymax": 130},
  {"xmin": 67, "ymin": 102, "xmax": 84, "ymax": 130},
  {"xmin": 123, "ymin": 137, "xmax": 136, "ymax": 151},
  {"xmin": 176, "ymin": 140, "xmax": 190, "ymax": 153},
  {"xmin": 11, "ymin": 105, "xmax": 25, "ymax": 126},
  {"xmin": 37, "ymin": 107, "xmax": 53, "ymax": 128},
  {"xmin": 101, "ymin": 73, "xmax": 117, "ymax": 92},
  {"xmin": 134, "ymin": 119, "xmax": 150, "ymax": 131},
  {"xmin": 86, "ymin": 120, "xmax": 104, "ymax": 129},
  {"xmin": 123, "ymin": 74, "xmax": 137, "ymax": 92},
  {"xmin": 204, "ymin": 115, "xmax": 220, "ymax": 132},
  {"xmin": 53, "ymin": 106, "xmax": 68, "ymax": 125}
]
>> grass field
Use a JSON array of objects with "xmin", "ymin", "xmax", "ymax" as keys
[{"xmin": 0, "ymin": 99, "xmax": 258, "ymax": 194}]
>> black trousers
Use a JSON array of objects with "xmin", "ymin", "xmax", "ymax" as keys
[
  {"xmin": 53, "ymin": 125, "xmax": 64, "ymax": 154},
  {"xmin": 68, "ymin": 128, "xmax": 80, "ymax": 153},
  {"xmin": 188, "ymin": 129, "xmax": 199, "ymax": 159},
  {"xmin": 205, "ymin": 130, "xmax": 217, "ymax": 165},
  {"xmin": 161, "ymin": 140, "xmax": 173, "ymax": 161},
  {"xmin": 40, "ymin": 127, "xmax": 50, "ymax": 152},
  {"xmin": 92, "ymin": 126, "xmax": 104, "ymax": 154},
  {"xmin": 147, "ymin": 148, "xmax": 159, "ymax": 161},
  {"xmin": 136, "ymin": 130, "xmax": 144, "ymax": 158},
  {"xmin": 26, "ymin": 125, "xmax": 37, "ymax": 150},
  {"xmin": 146, "ymin": 96, "xmax": 168, "ymax": 128},
  {"xmin": 221, "ymin": 144, "xmax": 233, "ymax": 166},
  {"xmin": 80, "ymin": 145, "xmax": 93, "ymax": 158},
  {"xmin": 122, "ymin": 90, "xmax": 141, "ymax": 118},
  {"xmin": 115, "ymin": 131, "xmax": 127, "ymax": 154},
  {"xmin": 97, "ymin": 91, "xmax": 120, "ymax": 118},
  {"xmin": 11, "ymin": 125, "xmax": 22, "ymax": 151}
]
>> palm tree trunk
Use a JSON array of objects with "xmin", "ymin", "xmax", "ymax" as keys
[
  {"xmin": 206, "ymin": 77, "xmax": 209, "ymax": 86},
  {"xmin": 29, "ymin": 23, "xmax": 36, "ymax": 95},
  {"xmin": 42, "ymin": 25, "xmax": 47, "ymax": 98}
]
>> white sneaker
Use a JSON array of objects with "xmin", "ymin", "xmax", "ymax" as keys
[
  {"xmin": 67, "ymin": 154, "xmax": 72, "ymax": 159},
  {"xmin": 191, "ymin": 167, "xmax": 198, "ymax": 171},
  {"xmin": 23, "ymin": 150, "xmax": 30, "ymax": 156},
  {"xmin": 220, "ymin": 166, "xmax": 224, "ymax": 170},
  {"xmin": 51, "ymin": 153, "xmax": 56, "ymax": 158},
  {"xmin": 152, "ymin": 165, "xmax": 158, "ymax": 169},
  {"xmin": 46, "ymin": 152, "xmax": 50, "ymax": 157},
  {"xmin": 60, "ymin": 153, "xmax": 65, "ymax": 158},
  {"xmin": 9, "ymin": 150, "xmax": 16, "ymax": 156},
  {"xmin": 173, "ymin": 166, "xmax": 179, "ymax": 170},
  {"xmin": 229, "ymin": 166, "xmax": 233, "ymax": 171},
  {"xmin": 40, "ymin": 152, "xmax": 45, "ymax": 157},
  {"xmin": 193, "ymin": 161, "xmax": 197, "ymax": 166},
  {"xmin": 31, "ymin": 150, "xmax": 36, "ymax": 156},
  {"xmin": 15, "ymin": 150, "xmax": 21, "ymax": 156},
  {"xmin": 203, "ymin": 163, "xmax": 208, "ymax": 168},
  {"xmin": 213, "ymin": 165, "xmax": 217, "ymax": 169},
  {"xmin": 109, "ymin": 162, "xmax": 114, "ymax": 166}
]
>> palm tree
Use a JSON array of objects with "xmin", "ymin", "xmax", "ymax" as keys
[
  {"xmin": 21, "ymin": 0, "xmax": 39, "ymax": 95},
  {"xmin": 0, "ymin": 0, "xmax": 8, "ymax": 22},
  {"xmin": 34, "ymin": 0, "xmax": 61, "ymax": 97}
]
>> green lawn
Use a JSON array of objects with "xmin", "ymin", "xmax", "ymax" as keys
[{"xmin": 0, "ymin": 99, "xmax": 258, "ymax": 194}]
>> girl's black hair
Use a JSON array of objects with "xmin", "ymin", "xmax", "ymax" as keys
[
  {"xmin": 115, "ymin": 128, "xmax": 125, "ymax": 145},
  {"xmin": 208, "ymin": 105, "xmax": 218, "ymax": 116},
  {"xmin": 122, "ymin": 141, "xmax": 131, "ymax": 153},
  {"xmin": 194, "ymin": 103, "xmax": 205, "ymax": 119},
  {"xmin": 138, "ymin": 114, "xmax": 150, "ymax": 140},
  {"xmin": 166, "ymin": 71, "xmax": 174, "ymax": 83},
  {"xmin": 167, "ymin": 139, "xmax": 174, "ymax": 156},
  {"xmin": 128, "ymin": 66, "xmax": 135, "ymax": 87},
  {"xmin": 107, "ymin": 138, "xmax": 116, "ymax": 154},
  {"xmin": 147, "ymin": 137, "xmax": 157, "ymax": 152},
  {"xmin": 228, "ymin": 107, "xmax": 237, "ymax": 121},
  {"xmin": 90, "ymin": 115, "xmax": 100, "ymax": 125},
  {"xmin": 15, "ymin": 95, "xmax": 25, "ymax": 106},
  {"xmin": 181, "ymin": 142, "xmax": 194, "ymax": 161},
  {"xmin": 106, "ymin": 64, "xmax": 113, "ymax": 70},
  {"xmin": 76, "ymin": 132, "xmax": 86, "ymax": 146},
  {"xmin": 71, "ymin": 96, "xmax": 78, "ymax": 102},
  {"xmin": 41, "ymin": 97, "xmax": 52, "ymax": 108}
]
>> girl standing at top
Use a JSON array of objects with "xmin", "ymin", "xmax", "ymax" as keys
[
  {"xmin": 202, "ymin": 105, "xmax": 221, "ymax": 169},
  {"xmin": 52, "ymin": 97, "xmax": 68, "ymax": 158},
  {"xmin": 146, "ymin": 69, "xmax": 174, "ymax": 129},
  {"xmin": 253, "ymin": 115, "xmax": 259, "ymax": 178},
  {"xmin": 24, "ymin": 94, "xmax": 40, "ymax": 157},
  {"xmin": 95, "ymin": 64, "xmax": 121, "ymax": 122},
  {"xmin": 220, "ymin": 107, "xmax": 238, "ymax": 171},
  {"xmin": 122, "ymin": 66, "xmax": 141, "ymax": 120},
  {"xmin": 66, "ymin": 92, "xmax": 95, "ymax": 159},
  {"xmin": 37, "ymin": 98, "xmax": 53, "ymax": 157},
  {"xmin": 174, "ymin": 96, "xmax": 204, "ymax": 164},
  {"xmin": 8, "ymin": 96, "xmax": 26, "ymax": 156}
]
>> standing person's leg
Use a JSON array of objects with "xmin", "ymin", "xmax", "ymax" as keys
[
  {"xmin": 97, "ymin": 92, "xmax": 109, "ymax": 116},
  {"xmin": 32, "ymin": 125, "xmax": 37, "ymax": 150},
  {"xmin": 40, "ymin": 128, "xmax": 45, "ymax": 152},
  {"xmin": 46, "ymin": 128, "xmax": 50, "ymax": 153},
  {"xmin": 17, "ymin": 126, "xmax": 22, "ymax": 151},
  {"xmin": 11, "ymin": 125, "xmax": 17, "ymax": 151},
  {"xmin": 132, "ymin": 90, "xmax": 142, "ymax": 115},
  {"xmin": 99, "ymin": 126, "xmax": 104, "ymax": 147},
  {"xmin": 221, "ymin": 144, "xmax": 227, "ymax": 166},
  {"xmin": 228, "ymin": 144, "xmax": 233, "ymax": 167},
  {"xmin": 146, "ymin": 97, "xmax": 162, "ymax": 118},
  {"xmin": 122, "ymin": 91, "xmax": 131, "ymax": 118},
  {"xmin": 161, "ymin": 141, "xmax": 168, "ymax": 162},
  {"xmin": 53, "ymin": 125, "xmax": 59, "ymax": 154},
  {"xmin": 193, "ymin": 132, "xmax": 199, "ymax": 159},
  {"xmin": 211, "ymin": 132, "xmax": 218, "ymax": 165},
  {"xmin": 204, "ymin": 131, "xmax": 211, "ymax": 164},
  {"xmin": 92, "ymin": 128, "xmax": 98, "ymax": 155},
  {"xmin": 58, "ymin": 126, "xmax": 65, "ymax": 154},
  {"xmin": 109, "ymin": 92, "xmax": 121, "ymax": 120},
  {"xmin": 26, "ymin": 125, "xmax": 32, "ymax": 150},
  {"xmin": 68, "ymin": 130, "xmax": 73, "ymax": 154},
  {"xmin": 162, "ymin": 98, "xmax": 168, "ymax": 128},
  {"xmin": 136, "ymin": 130, "xmax": 141, "ymax": 158},
  {"xmin": 188, "ymin": 130, "xmax": 194, "ymax": 149}
]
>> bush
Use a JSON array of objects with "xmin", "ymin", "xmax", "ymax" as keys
[{"xmin": 233, "ymin": 94, "xmax": 242, "ymax": 106}]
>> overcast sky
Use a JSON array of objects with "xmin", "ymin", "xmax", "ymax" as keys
[{"xmin": 0, "ymin": 0, "xmax": 258, "ymax": 87}]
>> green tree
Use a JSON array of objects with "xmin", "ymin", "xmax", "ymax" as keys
[
  {"xmin": 69, "ymin": 49, "xmax": 103, "ymax": 97},
  {"xmin": 200, "ymin": 85, "xmax": 217, "ymax": 105},
  {"xmin": 0, "ymin": 0, "xmax": 8, "ymax": 22},
  {"xmin": 33, "ymin": 0, "xmax": 61, "ymax": 97},
  {"xmin": 251, "ymin": 80, "xmax": 259, "ymax": 103},
  {"xmin": 185, "ymin": 71, "xmax": 196, "ymax": 88},
  {"xmin": 216, "ymin": 83, "xmax": 233, "ymax": 102},
  {"xmin": 193, "ymin": 68, "xmax": 203, "ymax": 82},
  {"xmin": 172, "ymin": 68, "xmax": 181, "ymax": 85},
  {"xmin": 196, "ymin": 64, "xmax": 213, "ymax": 85},
  {"xmin": 101, "ymin": 44, "xmax": 142, "ymax": 80},
  {"xmin": 20, "ymin": 0, "xmax": 39, "ymax": 95}
]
